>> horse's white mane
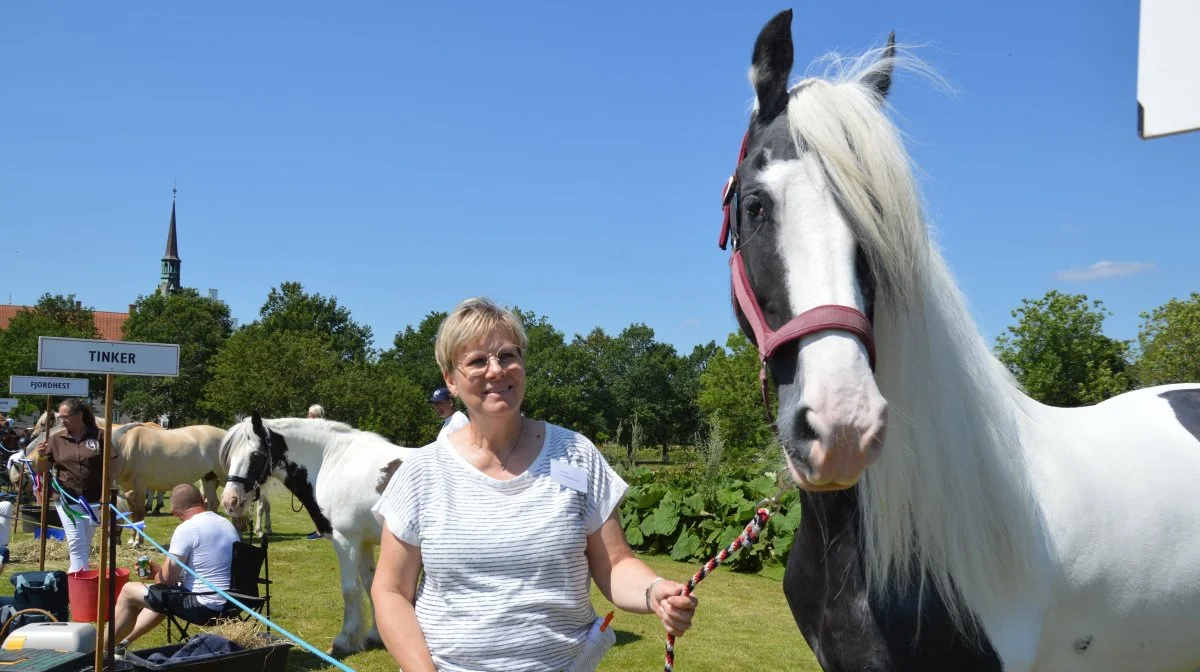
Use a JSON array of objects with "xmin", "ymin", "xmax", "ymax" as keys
[
  {"xmin": 222, "ymin": 416, "xmax": 397, "ymax": 462},
  {"xmin": 786, "ymin": 45, "xmax": 1042, "ymax": 634}
]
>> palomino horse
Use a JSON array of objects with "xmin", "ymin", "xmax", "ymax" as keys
[
  {"xmin": 219, "ymin": 412, "xmax": 416, "ymax": 655},
  {"xmin": 112, "ymin": 422, "xmax": 272, "ymax": 544},
  {"xmin": 721, "ymin": 10, "xmax": 1200, "ymax": 671}
]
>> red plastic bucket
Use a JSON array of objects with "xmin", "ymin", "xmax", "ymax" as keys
[{"xmin": 67, "ymin": 568, "xmax": 130, "ymax": 622}]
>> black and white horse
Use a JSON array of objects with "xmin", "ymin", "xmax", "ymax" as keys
[
  {"xmin": 218, "ymin": 412, "xmax": 415, "ymax": 655},
  {"xmin": 722, "ymin": 10, "xmax": 1200, "ymax": 671}
]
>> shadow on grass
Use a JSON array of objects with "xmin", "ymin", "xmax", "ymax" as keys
[
  {"xmin": 285, "ymin": 648, "xmax": 336, "ymax": 671},
  {"xmin": 260, "ymin": 532, "xmax": 328, "ymax": 543},
  {"xmin": 615, "ymin": 628, "xmax": 645, "ymax": 647},
  {"xmin": 283, "ymin": 633, "xmax": 646, "ymax": 670}
]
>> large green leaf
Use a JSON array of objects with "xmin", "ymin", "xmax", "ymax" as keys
[
  {"xmin": 680, "ymin": 493, "xmax": 705, "ymax": 515},
  {"xmin": 670, "ymin": 529, "xmax": 702, "ymax": 561},
  {"xmin": 759, "ymin": 558, "xmax": 787, "ymax": 581},
  {"xmin": 640, "ymin": 500, "xmax": 681, "ymax": 537},
  {"xmin": 624, "ymin": 520, "xmax": 645, "ymax": 546},
  {"xmin": 747, "ymin": 474, "xmax": 777, "ymax": 498}
]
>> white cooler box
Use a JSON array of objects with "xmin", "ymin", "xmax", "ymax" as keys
[{"xmin": 2, "ymin": 621, "xmax": 96, "ymax": 653}]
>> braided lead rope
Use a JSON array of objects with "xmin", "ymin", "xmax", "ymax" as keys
[{"xmin": 664, "ymin": 506, "xmax": 771, "ymax": 672}]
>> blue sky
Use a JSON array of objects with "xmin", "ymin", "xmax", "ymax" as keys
[{"xmin": 2, "ymin": 1, "xmax": 1196, "ymax": 355}]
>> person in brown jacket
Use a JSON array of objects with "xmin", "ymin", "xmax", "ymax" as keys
[{"xmin": 33, "ymin": 398, "xmax": 113, "ymax": 573}]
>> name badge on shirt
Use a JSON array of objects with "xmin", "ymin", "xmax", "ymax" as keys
[
  {"xmin": 84, "ymin": 439, "xmax": 100, "ymax": 452},
  {"xmin": 551, "ymin": 459, "xmax": 588, "ymax": 494}
]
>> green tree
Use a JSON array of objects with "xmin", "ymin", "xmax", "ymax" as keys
[
  {"xmin": 314, "ymin": 359, "xmax": 429, "ymax": 445},
  {"xmin": 604, "ymin": 324, "xmax": 682, "ymax": 459},
  {"xmin": 509, "ymin": 308, "xmax": 606, "ymax": 439},
  {"xmin": 698, "ymin": 332, "xmax": 774, "ymax": 456},
  {"xmin": 259, "ymin": 282, "xmax": 373, "ymax": 361},
  {"xmin": 670, "ymin": 340, "xmax": 721, "ymax": 454},
  {"xmin": 1132, "ymin": 292, "xmax": 1200, "ymax": 387},
  {"xmin": 0, "ymin": 294, "xmax": 101, "ymax": 416},
  {"xmin": 380, "ymin": 311, "xmax": 447, "ymax": 395},
  {"xmin": 570, "ymin": 327, "xmax": 620, "ymax": 442},
  {"xmin": 202, "ymin": 326, "xmax": 341, "ymax": 422},
  {"xmin": 994, "ymin": 290, "xmax": 1132, "ymax": 406},
  {"xmin": 117, "ymin": 289, "xmax": 233, "ymax": 425}
]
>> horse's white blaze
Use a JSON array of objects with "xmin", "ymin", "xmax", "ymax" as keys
[{"xmin": 763, "ymin": 156, "xmax": 887, "ymax": 486}]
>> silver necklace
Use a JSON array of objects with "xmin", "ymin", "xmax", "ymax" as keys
[{"xmin": 496, "ymin": 420, "xmax": 525, "ymax": 470}]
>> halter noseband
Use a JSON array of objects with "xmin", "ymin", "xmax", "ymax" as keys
[
  {"xmin": 718, "ymin": 132, "xmax": 877, "ymax": 425},
  {"xmin": 226, "ymin": 427, "xmax": 274, "ymax": 492}
]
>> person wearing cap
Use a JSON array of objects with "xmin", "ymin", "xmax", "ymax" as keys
[{"xmin": 430, "ymin": 387, "xmax": 469, "ymax": 442}]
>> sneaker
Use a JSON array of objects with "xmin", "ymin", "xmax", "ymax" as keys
[{"xmin": 305, "ymin": 531, "xmax": 324, "ymax": 541}]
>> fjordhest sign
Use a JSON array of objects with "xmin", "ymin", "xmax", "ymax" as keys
[
  {"xmin": 38, "ymin": 336, "xmax": 180, "ymax": 377},
  {"xmin": 8, "ymin": 376, "xmax": 90, "ymax": 397}
]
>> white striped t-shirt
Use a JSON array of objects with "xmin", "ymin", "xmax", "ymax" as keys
[{"xmin": 372, "ymin": 422, "xmax": 628, "ymax": 672}]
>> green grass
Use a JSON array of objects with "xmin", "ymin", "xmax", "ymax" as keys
[{"xmin": 1, "ymin": 488, "xmax": 819, "ymax": 671}]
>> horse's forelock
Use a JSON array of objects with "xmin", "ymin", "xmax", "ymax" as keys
[{"xmin": 219, "ymin": 420, "xmax": 257, "ymax": 471}]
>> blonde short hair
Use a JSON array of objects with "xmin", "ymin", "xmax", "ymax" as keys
[{"xmin": 435, "ymin": 297, "xmax": 529, "ymax": 375}]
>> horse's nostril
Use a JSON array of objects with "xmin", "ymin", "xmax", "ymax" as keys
[{"xmin": 795, "ymin": 406, "xmax": 819, "ymax": 442}]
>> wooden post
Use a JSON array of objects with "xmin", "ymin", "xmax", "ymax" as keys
[
  {"xmin": 107, "ymin": 485, "xmax": 119, "ymax": 668},
  {"xmin": 37, "ymin": 395, "xmax": 52, "ymax": 571},
  {"xmin": 94, "ymin": 374, "xmax": 114, "ymax": 672}
]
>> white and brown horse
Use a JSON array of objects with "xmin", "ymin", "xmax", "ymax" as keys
[{"xmin": 220, "ymin": 412, "xmax": 417, "ymax": 655}]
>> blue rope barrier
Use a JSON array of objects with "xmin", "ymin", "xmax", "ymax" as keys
[{"xmin": 108, "ymin": 503, "xmax": 356, "ymax": 672}]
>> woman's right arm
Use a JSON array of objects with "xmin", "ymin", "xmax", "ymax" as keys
[{"xmin": 372, "ymin": 527, "xmax": 437, "ymax": 672}]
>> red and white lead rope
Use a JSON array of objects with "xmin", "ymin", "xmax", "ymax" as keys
[{"xmin": 663, "ymin": 506, "xmax": 772, "ymax": 672}]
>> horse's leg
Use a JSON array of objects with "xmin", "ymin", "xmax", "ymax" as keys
[
  {"xmin": 255, "ymin": 492, "xmax": 272, "ymax": 537},
  {"xmin": 201, "ymin": 477, "xmax": 218, "ymax": 513},
  {"xmin": 128, "ymin": 483, "xmax": 146, "ymax": 548},
  {"xmin": 329, "ymin": 530, "xmax": 366, "ymax": 656},
  {"xmin": 357, "ymin": 540, "xmax": 382, "ymax": 648}
]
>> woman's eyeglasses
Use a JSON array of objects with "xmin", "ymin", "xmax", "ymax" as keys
[{"xmin": 458, "ymin": 346, "xmax": 524, "ymax": 378}]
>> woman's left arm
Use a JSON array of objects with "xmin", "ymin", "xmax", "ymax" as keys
[{"xmin": 586, "ymin": 510, "xmax": 698, "ymax": 636}]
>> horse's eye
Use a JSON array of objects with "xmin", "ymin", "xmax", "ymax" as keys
[{"xmin": 745, "ymin": 197, "xmax": 765, "ymax": 219}]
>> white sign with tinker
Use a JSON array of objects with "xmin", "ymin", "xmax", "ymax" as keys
[
  {"xmin": 38, "ymin": 336, "xmax": 180, "ymax": 377},
  {"xmin": 9, "ymin": 375, "xmax": 91, "ymax": 397}
]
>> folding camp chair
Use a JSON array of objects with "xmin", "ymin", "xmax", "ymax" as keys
[{"xmin": 163, "ymin": 535, "xmax": 272, "ymax": 643}]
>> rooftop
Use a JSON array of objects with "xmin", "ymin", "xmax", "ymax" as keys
[{"xmin": 0, "ymin": 304, "xmax": 130, "ymax": 341}]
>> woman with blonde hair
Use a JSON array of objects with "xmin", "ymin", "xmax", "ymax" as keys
[{"xmin": 372, "ymin": 297, "xmax": 697, "ymax": 672}]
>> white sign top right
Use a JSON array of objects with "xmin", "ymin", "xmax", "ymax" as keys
[{"xmin": 1138, "ymin": 0, "xmax": 1200, "ymax": 139}]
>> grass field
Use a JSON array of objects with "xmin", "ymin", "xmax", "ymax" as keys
[{"xmin": 1, "ymin": 487, "xmax": 820, "ymax": 671}]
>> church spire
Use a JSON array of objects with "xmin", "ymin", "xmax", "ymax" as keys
[{"xmin": 159, "ymin": 185, "xmax": 182, "ymax": 295}]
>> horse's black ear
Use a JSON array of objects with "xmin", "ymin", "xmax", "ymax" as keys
[
  {"xmin": 251, "ymin": 410, "xmax": 264, "ymax": 435},
  {"xmin": 861, "ymin": 31, "xmax": 896, "ymax": 101},
  {"xmin": 751, "ymin": 9, "xmax": 794, "ymax": 123}
]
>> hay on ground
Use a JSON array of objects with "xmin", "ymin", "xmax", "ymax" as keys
[
  {"xmin": 201, "ymin": 618, "xmax": 272, "ymax": 649},
  {"xmin": 7, "ymin": 535, "xmax": 146, "ymax": 571}
]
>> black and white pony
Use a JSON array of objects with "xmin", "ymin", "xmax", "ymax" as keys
[
  {"xmin": 218, "ymin": 412, "xmax": 415, "ymax": 655},
  {"xmin": 722, "ymin": 10, "xmax": 1200, "ymax": 672}
]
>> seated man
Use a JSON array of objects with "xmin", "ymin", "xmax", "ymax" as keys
[{"xmin": 107, "ymin": 483, "xmax": 241, "ymax": 649}]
